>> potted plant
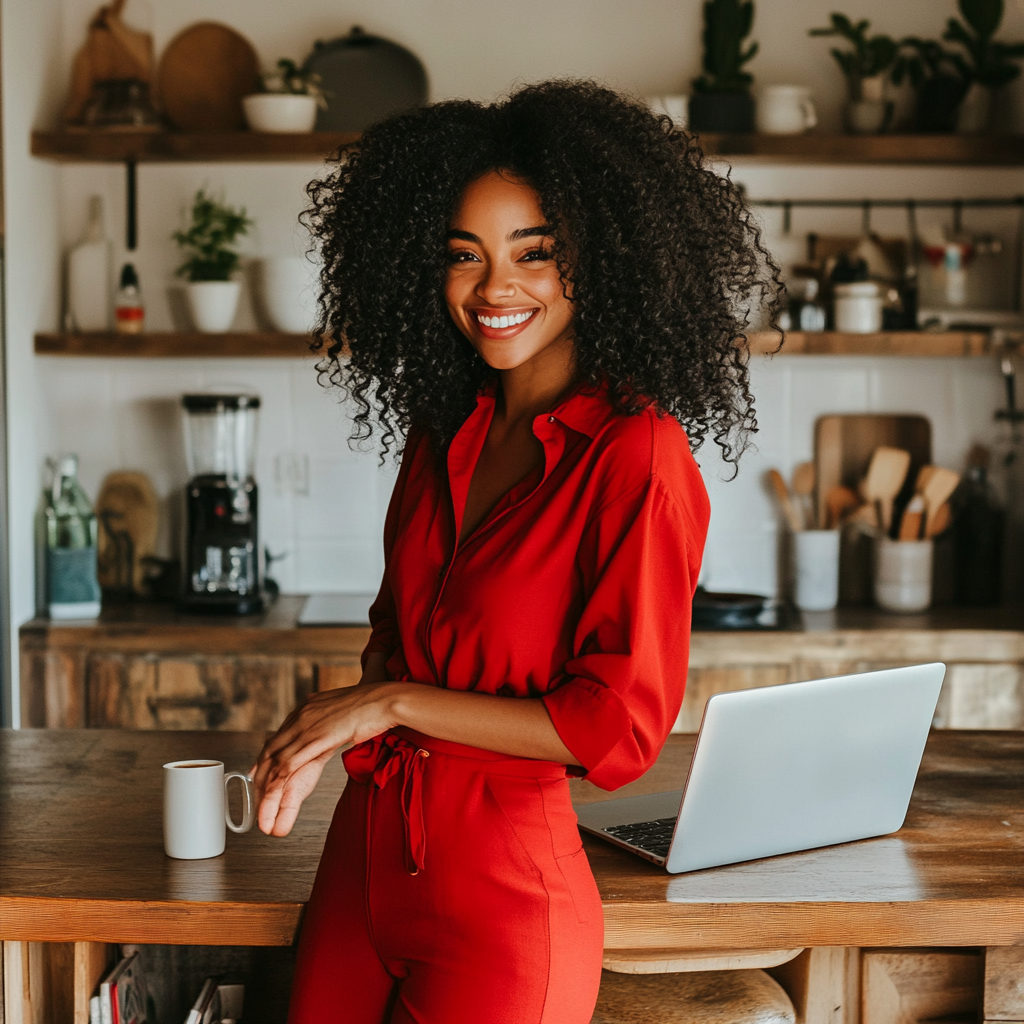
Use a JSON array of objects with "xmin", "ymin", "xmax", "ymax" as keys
[
  {"xmin": 242, "ymin": 59, "xmax": 328, "ymax": 133},
  {"xmin": 943, "ymin": 0, "xmax": 1024, "ymax": 132},
  {"xmin": 892, "ymin": 38, "xmax": 970, "ymax": 132},
  {"xmin": 689, "ymin": 0, "xmax": 759, "ymax": 134},
  {"xmin": 809, "ymin": 14, "xmax": 898, "ymax": 133},
  {"xmin": 173, "ymin": 189, "xmax": 253, "ymax": 333}
]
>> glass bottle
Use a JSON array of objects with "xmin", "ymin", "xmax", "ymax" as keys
[
  {"xmin": 115, "ymin": 263, "xmax": 145, "ymax": 334},
  {"xmin": 42, "ymin": 455, "xmax": 101, "ymax": 619}
]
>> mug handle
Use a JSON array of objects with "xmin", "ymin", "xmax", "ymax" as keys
[
  {"xmin": 225, "ymin": 771, "xmax": 256, "ymax": 834},
  {"xmin": 801, "ymin": 98, "xmax": 818, "ymax": 130}
]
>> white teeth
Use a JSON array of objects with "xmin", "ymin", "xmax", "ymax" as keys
[{"xmin": 477, "ymin": 310, "xmax": 535, "ymax": 328}]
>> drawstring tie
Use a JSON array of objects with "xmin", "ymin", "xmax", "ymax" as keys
[{"xmin": 345, "ymin": 733, "xmax": 430, "ymax": 874}]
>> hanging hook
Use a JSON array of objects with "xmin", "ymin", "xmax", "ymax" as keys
[
  {"xmin": 952, "ymin": 199, "xmax": 963, "ymax": 236},
  {"xmin": 125, "ymin": 159, "xmax": 137, "ymax": 251},
  {"xmin": 861, "ymin": 200, "xmax": 872, "ymax": 235},
  {"xmin": 782, "ymin": 201, "xmax": 792, "ymax": 234}
]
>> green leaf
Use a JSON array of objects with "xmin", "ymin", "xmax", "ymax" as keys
[
  {"xmin": 832, "ymin": 13, "xmax": 855, "ymax": 34},
  {"xmin": 959, "ymin": 0, "xmax": 1002, "ymax": 41}
]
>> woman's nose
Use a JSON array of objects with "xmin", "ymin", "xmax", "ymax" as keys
[{"xmin": 475, "ymin": 262, "xmax": 516, "ymax": 302}]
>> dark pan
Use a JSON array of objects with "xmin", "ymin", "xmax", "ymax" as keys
[
  {"xmin": 302, "ymin": 26, "xmax": 428, "ymax": 133},
  {"xmin": 691, "ymin": 590, "xmax": 768, "ymax": 629}
]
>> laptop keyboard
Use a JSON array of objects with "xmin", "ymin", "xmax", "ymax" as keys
[{"xmin": 602, "ymin": 816, "xmax": 677, "ymax": 859}]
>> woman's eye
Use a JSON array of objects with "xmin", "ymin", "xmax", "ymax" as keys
[
  {"xmin": 521, "ymin": 248, "xmax": 553, "ymax": 263},
  {"xmin": 446, "ymin": 250, "xmax": 479, "ymax": 264}
]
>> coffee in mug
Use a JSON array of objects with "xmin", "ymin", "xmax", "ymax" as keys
[{"xmin": 163, "ymin": 759, "xmax": 256, "ymax": 860}]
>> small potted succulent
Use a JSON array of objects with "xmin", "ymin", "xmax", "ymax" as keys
[
  {"xmin": 173, "ymin": 189, "xmax": 254, "ymax": 333},
  {"xmin": 943, "ymin": 0, "xmax": 1024, "ymax": 132},
  {"xmin": 243, "ymin": 59, "xmax": 328, "ymax": 133},
  {"xmin": 809, "ymin": 15, "xmax": 898, "ymax": 133},
  {"xmin": 689, "ymin": 0, "xmax": 759, "ymax": 134}
]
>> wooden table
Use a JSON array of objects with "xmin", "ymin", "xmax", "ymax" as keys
[
  {"xmin": 2, "ymin": 729, "xmax": 1022, "ymax": 1023},
  {"xmin": 1, "ymin": 728, "xmax": 1021, "ymax": 949}
]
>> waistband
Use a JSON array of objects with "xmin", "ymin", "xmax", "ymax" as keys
[{"xmin": 390, "ymin": 727, "xmax": 571, "ymax": 780}]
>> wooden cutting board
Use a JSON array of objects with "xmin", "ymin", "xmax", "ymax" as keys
[
  {"xmin": 96, "ymin": 471, "xmax": 159, "ymax": 594},
  {"xmin": 157, "ymin": 22, "xmax": 260, "ymax": 131}
]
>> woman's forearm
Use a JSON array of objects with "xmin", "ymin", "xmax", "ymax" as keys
[{"xmin": 389, "ymin": 682, "xmax": 581, "ymax": 765}]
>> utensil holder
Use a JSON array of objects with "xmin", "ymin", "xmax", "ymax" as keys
[
  {"xmin": 874, "ymin": 537, "xmax": 933, "ymax": 613},
  {"xmin": 794, "ymin": 529, "xmax": 840, "ymax": 611}
]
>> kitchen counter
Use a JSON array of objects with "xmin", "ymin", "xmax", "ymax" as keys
[{"xmin": 19, "ymin": 598, "xmax": 1024, "ymax": 731}]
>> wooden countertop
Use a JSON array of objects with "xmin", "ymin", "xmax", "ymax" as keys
[{"xmin": 1, "ymin": 729, "xmax": 1021, "ymax": 949}]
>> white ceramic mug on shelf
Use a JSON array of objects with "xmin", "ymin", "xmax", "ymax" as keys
[
  {"xmin": 163, "ymin": 759, "xmax": 256, "ymax": 860},
  {"xmin": 756, "ymin": 85, "xmax": 817, "ymax": 135},
  {"xmin": 794, "ymin": 529, "xmax": 840, "ymax": 611},
  {"xmin": 834, "ymin": 281, "xmax": 883, "ymax": 333}
]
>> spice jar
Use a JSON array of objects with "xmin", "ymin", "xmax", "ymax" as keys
[{"xmin": 834, "ymin": 281, "xmax": 883, "ymax": 333}]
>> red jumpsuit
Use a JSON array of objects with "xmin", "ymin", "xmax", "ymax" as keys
[{"xmin": 288, "ymin": 384, "xmax": 709, "ymax": 1024}]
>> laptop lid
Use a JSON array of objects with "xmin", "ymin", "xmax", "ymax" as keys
[{"xmin": 664, "ymin": 663, "xmax": 945, "ymax": 873}]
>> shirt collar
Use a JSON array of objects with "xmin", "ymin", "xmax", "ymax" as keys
[{"xmin": 475, "ymin": 378, "xmax": 617, "ymax": 439}]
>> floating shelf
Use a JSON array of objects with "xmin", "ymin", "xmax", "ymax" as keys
[
  {"xmin": 35, "ymin": 331, "xmax": 314, "ymax": 358},
  {"xmin": 31, "ymin": 130, "xmax": 359, "ymax": 163},
  {"xmin": 36, "ymin": 330, "xmax": 994, "ymax": 359},
  {"xmin": 30, "ymin": 130, "xmax": 1024, "ymax": 165},
  {"xmin": 748, "ymin": 330, "xmax": 992, "ymax": 356}
]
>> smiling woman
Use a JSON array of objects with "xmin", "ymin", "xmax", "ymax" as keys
[{"xmin": 261, "ymin": 80, "xmax": 780, "ymax": 1024}]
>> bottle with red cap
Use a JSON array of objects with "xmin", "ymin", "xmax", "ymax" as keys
[{"xmin": 115, "ymin": 263, "xmax": 144, "ymax": 334}]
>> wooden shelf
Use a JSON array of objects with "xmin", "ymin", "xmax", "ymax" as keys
[
  {"xmin": 700, "ymin": 132, "xmax": 1024, "ymax": 164},
  {"xmin": 31, "ymin": 129, "xmax": 358, "ymax": 163},
  {"xmin": 36, "ymin": 330, "xmax": 994, "ymax": 359},
  {"xmin": 35, "ymin": 331, "xmax": 314, "ymax": 357},
  {"xmin": 748, "ymin": 330, "xmax": 992, "ymax": 356},
  {"xmin": 30, "ymin": 129, "xmax": 1024, "ymax": 165}
]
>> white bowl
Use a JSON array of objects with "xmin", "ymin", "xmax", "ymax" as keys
[{"xmin": 243, "ymin": 94, "xmax": 317, "ymax": 133}]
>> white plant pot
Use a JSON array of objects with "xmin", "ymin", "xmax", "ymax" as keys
[
  {"xmin": 243, "ymin": 94, "xmax": 318, "ymax": 133},
  {"xmin": 956, "ymin": 83, "xmax": 994, "ymax": 134},
  {"xmin": 255, "ymin": 256, "xmax": 318, "ymax": 333},
  {"xmin": 185, "ymin": 281, "xmax": 241, "ymax": 333}
]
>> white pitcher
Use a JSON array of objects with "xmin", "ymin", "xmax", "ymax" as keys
[{"xmin": 756, "ymin": 85, "xmax": 817, "ymax": 135}]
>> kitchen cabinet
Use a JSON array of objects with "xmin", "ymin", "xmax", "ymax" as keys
[{"xmin": 19, "ymin": 600, "xmax": 1024, "ymax": 732}]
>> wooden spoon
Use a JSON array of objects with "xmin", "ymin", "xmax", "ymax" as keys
[
  {"xmin": 767, "ymin": 469, "xmax": 804, "ymax": 533},
  {"xmin": 792, "ymin": 462, "xmax": 816, "ymax": 529},
  {"xmin": 897, "ymin": 494, "xmax": 925, "ymax": 541},
  {"xmin": 922, "ymin": 468, "xmax": 960, "ymax": 537},
  {"xmin": 824, "ymin": 485, "xmax": 860, "ymax": 529},
  {"xmin": 861, "ymin": 446, "xmax": 911, "ymax": 534},
  {"xmin": 927, "ymin": 501, "xmax": 953, "ymax": 537}
]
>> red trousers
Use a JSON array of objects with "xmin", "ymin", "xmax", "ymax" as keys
[{"xmin": 287, "ymin": 728, "xmax": 604, "ymax": 1024}]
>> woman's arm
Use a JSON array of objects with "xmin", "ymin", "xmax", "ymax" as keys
[{"xmin": 252, "ymin": 674, "xmax": 579, "ymax": 837}]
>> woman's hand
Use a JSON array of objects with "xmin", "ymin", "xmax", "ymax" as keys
[{"xmin": 252, "ymin": 681, "xmax": 405, "ymax": 837}]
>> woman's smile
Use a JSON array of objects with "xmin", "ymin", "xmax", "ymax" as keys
[{"xmin": 469, "ymin": 306, "xmax": 538, "ymax": 338}]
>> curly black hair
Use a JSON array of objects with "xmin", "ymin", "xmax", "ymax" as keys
[{"xmin": 305, "ymin": 79, "xmax": 780, "ymax": 464}]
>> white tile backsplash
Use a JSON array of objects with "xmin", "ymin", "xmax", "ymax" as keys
[{"xmin": 40, "ymin": 350, "xmax": 1004, "ymax": 599}]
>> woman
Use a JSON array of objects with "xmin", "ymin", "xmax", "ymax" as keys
[{"xmin": 254, "ymin": 80, "xmax": 777, "ymax": 1024}]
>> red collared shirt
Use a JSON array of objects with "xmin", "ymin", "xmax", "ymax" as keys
[{"xmin": 364, "ymin": 385, "xmax": 710, "ymax": 790}]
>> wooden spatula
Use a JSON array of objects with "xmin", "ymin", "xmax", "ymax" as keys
[
  {"xmin": 922, "ymin": 468, "xmax": 960, "ymax": 537},
  {"xmin": 824, "ymin": 485, "xmax": 860, "ymax": 529},
  {"xmin": 897, "ymin": 494, "xmax": 925, "ymax": 541},
  {"xmin": 861, "ymin": 446, "xmax": 911, "ymax": 533},
  {"xmin": 792, "ymin": 461, "xmax": 816, "ymax": 529},
  {"xmin": 927, "ymin": 502, "xmax": 953, "ymax": 537},
  {"xmin": 767, "ymin": 469, "xmax": 804, "ymax": 533}
]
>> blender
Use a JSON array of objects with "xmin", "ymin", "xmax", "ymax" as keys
[{"xmin": 181, "ymin": 393, "xmax": 263, "ymax": 614}]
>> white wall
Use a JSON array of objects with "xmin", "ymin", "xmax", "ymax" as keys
[{"xmin": 6, "ymin": 0, "xmax": 1024, "ymax": 720}]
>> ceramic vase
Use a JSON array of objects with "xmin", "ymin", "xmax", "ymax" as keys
[
  {"xmin": 185, "ymin": 281, "xmax": 241, "ymax": 333},
  {"xmin": 242, "ymin": 94, "xmax": 318, "ymax": 133},
  {"xmin": 255, "ymin": 256, "xmax": 318, "ymax": 333},
  {"xmin": 956, "ymin": 83, "xmax": 994, "ymax": 134}
]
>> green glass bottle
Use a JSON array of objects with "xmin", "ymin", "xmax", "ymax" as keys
[{"xmin": 43, "ymin": 455, "xmax": 101, "ymax": 619}]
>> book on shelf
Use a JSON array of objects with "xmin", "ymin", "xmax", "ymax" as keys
[
  {"xmin": 98, "ymin": 950, "xmax": 149, "ymax": 1024},
  {"xmin": 183, "ymin": 977, "xmax": 245, "ymax": 1024}
]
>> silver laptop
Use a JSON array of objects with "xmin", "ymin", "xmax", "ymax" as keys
[{"xmin": 577, "ymin": 663, "xmax": 945, "ymax": 874}]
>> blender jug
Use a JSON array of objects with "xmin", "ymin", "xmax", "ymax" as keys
[{"xmin": 181, "ymin": 394, "xmax": 263, "ymax": 614}]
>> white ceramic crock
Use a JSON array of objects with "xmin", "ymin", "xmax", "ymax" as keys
[
  {"xmin": 255, "ymin": 256, "xmax": 318, "ymax": 333},
  {"xmin": 756, "ymin": 85, "xmax": 817, "ymax": 135}
]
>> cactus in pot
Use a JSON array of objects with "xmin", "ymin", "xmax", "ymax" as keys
[{"xmin": 690, "ymin": 0, "xmax": 759, "ymax": 133}]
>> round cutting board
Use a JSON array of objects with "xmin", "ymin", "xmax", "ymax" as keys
[{"xmin": 158, "ymin": 22, "xmax": 261, "ymax": 131}]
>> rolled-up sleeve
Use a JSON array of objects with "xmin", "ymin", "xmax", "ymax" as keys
[{"xmin": 542, "ymin": 471, "xmax": 706, "ymax": 790}]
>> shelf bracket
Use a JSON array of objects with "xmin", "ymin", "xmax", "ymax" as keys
[{"xmin": 125, "ymin": 159, "xmax": 137, "ymax": 251}]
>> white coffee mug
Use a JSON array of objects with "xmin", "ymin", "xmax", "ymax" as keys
[
  {"xmin": 163, "ymin": 759, "xmax": 256, "ymax": 860},
  {"xmin": 756, "ymin": 85, "xmax": 817, "ymax": 135}
]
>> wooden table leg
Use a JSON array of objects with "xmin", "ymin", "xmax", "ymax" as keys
[
  {"xmin": 767, "ymin": 947, "xmax": 860, "ymax": 1024},
  {"xmin": 984, "ymin": 947, "xmax": 1024, "ymax": 1023}
]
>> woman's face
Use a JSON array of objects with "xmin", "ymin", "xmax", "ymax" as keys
[{"xmin": 445, "ymin": 171, "xmax": 574, "ymax": 373}]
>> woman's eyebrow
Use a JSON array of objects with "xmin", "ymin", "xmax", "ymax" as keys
[{"xmin": 446, "ymin": 226, "xmax": 554, "ymax": 243}]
